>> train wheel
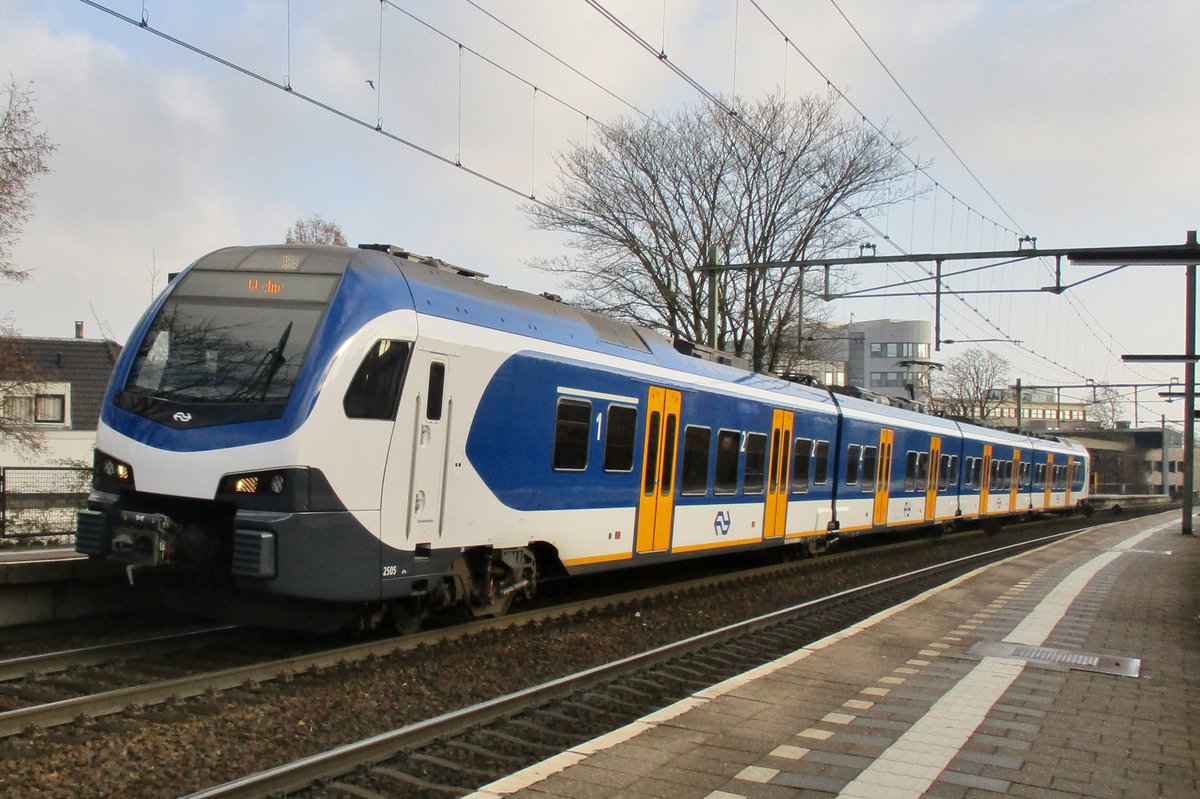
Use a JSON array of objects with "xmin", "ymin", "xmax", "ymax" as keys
[
  {"xmin": 471, "ymin": 591, "xmax": 514, "ymax": 619},
  {"xmin": 390, "ymin": 597, "xmax": 427, "ymax": 635}
]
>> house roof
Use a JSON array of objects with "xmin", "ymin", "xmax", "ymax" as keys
[{"xmin": 0, "ymin": 337, "xmax": 122, "ymax": 430}]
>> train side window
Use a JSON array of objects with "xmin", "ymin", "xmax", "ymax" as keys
[
  {"xmin": 1003, "ymin": 460, "xmax": 1013, "ymax": 489},
  {"xmin": 1020, "ymin": 461, "xmax": 1031, "ymax": 487},
  {"xmin": 426, "ymin": 362, "xmax": 446, "ymax": 421},
  {"xmin": 845, "ymin": 444, "xmax": 862, "ymax": 485},
  {"xmin": 768, "ymin": 429, "xmax": 782, "ymax": 494},
  {"xmin": 916, "ymin": 452, "xmax": 929, "ymax": 491},
  {"xmin": 1072, "ymin": 462, "xmax": 1082, "ymax": 484},
  {"xmin": 714, "ymin": 429, "xmax": 741, "ymax": 494},
  {"xmin": 791, "ymin": 438, "xmax": 812, "ymax": 493},
  {"xmin": 813, "ymin": 440, "xmax": 830, "ymax": 485},
  {"xmin": 604, "ymin": 406, "xmax": 637, "ymax": 472},
  {"xmin": 659, "ymin": 414, "xmax": 678, "ymax": 497},
  {"xmin": 1036, "ymin": 463, "xmax": 1045, "ymax": 487},
  {"xmin": 343, "ymin": 340, "xmax": 410, "ymax": 420},
  {"xmin": 948, "ymin": 455, "xmax": 959, "ymax": 487},
  {"xmin": 743, "ymin": 432, "xmax": 767, "ymax": 494},
  {"xmin": 861, "ymin": 446, "xmax": 877, "ymax": 492},
  {"xmin": 904, "ymin": 451, "xmax": 918, "ymax": 491},
  {"xmin": 969, "ymin": 457, "xmax": 982, "ymax": 490},
  {"xmin": 938, "ymin": 454, "xmax": 952, "ymax": 491},
  {"xmin": 680, "ymin": 426, "xmax": 712, "ymax": 495},
  {"xmin": 552, "ymin": 398, "xmax": 591, "ymax": 471}
]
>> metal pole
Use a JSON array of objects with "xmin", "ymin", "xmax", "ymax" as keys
[
  {"xmin": 797, "ymin": 266, "xmax": 806, "ymax": 359},
  {"xmin": 1183, "ymin": 232, "xmax": 1196, "ymax": 534},
  {"xmin": 707, "ymin": 244, "xmax": 719, "ymax": 349},
  {"xmin": 1015, "ymin": 378, "xmax": 1022, "ymax": 432},
  {"xmin": 934, "ymin": 260, "xmax": 942, "ymax": 352},
  {"xmin": 1162, "ymin": 414, "xmax": 1169, "ymax": 497}
]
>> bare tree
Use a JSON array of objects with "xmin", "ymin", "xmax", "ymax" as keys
[
  {"xmin": 526, "ymin": 93, "xmax": 914, "ymax": 372},
  {"xmin": 285, "ymin": 214, "xmax": 347, "ymax": 246},
  {"xmin": 0, "ymin": 329, "xmax": 45, "ymax": 454},
  {"xmin": 1, "ymin": 78, "xmax": 55, "ymax": 454},
  {"xmin": 934, "ymin": 347, "xmax": 1010, "ymax": 422},
  {"xmin": 1, "ymin": 78, "xmax": 55, "ymax": 284},
  {"xmin": 1088, "ymin": 383, "xmax": 1124, "ymax": 428}
]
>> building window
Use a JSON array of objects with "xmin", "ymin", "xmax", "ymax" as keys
[
  {"xmin": 4, "ymin": 396, "xmax": 34, "ymax": 422},
  {"xmin": 4, "ymin": 394, "xmax": 66, "ymax": 424},
  {"xmin": 34, "ymin": 394, "xmax": 65, "ymax": 423},
  {"xmin": 869, "ymin": 342, "xmax": 932, "ymax": 359}
]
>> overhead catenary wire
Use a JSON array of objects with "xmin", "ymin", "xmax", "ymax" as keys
[
  {"xmin": 81, "ymin": 0, "xmax": 1161, "ymax": 391},
  {"xmin": 582, "ymin": 1, "xmax": 1060, "ymax": 369},
  {"xmin": 760, "ymin": 0, "xmax": 1164, "ymax": 385}
]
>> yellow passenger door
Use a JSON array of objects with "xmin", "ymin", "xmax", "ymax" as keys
[
  {"xmin": 764, "ymin": 409, "xmax": 794, "ymax": 539},
  {"xmin": 636, "ymin": 387, "xmax": 681, "ymax": 553},
  {"xmin": 979, "ymin": 445, "xmax": 993, "ymax": 513},
  {"xmin": 1044, "ymin": 454, "xmax": 1054, "ymax": 508},
  {"xmin": 1009, "ymin": 449, "xmax": 1021, "ymax": 512},
  {"xmin": 873, "ymin": 428, "xmax": 894, "ymax": 526},
  {"xmin": 924, "ymin": 437, "xmax": 942, "ymax": 522}
]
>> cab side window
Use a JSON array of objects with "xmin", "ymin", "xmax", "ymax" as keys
[{"xmin": 343, "ymin": 340, "xmax": 411, "ymax": 420}]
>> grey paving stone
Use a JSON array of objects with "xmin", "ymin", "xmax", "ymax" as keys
[
  {"xmin": 771, "ymin": 771, "xmax": 847, "ymax": 793},
  {"xmin": 937, "ymin": 769, "xmax": 1011, "ymax": 793}
]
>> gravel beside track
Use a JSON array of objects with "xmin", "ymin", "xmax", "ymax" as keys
[{"xmin": 0, "ymin": 514, "xmax": 1143, "ymax": 798}]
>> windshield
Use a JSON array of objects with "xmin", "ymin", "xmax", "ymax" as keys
[{"xmin": 124, "ymin": 270, "xmax": 338, "ymax": 404}]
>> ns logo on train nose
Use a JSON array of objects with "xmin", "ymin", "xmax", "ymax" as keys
[
  {"xmin": 172, "ymin": 411, "xmax": 193, "ymax": 423},
  {"xmin": 713, "ymin": 510, "xmax": 732, "ymax": 536}
]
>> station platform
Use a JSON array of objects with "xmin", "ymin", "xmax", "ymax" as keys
[
  {"xmin": 470, "ymin": 511, "xmax": 1199, "ymax": 799},
  {"xmin": 0, "ymin": 545, "xmax": 153, "ymax": 627}
]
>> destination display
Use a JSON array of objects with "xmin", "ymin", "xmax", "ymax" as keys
[{"xmin": 175, "ymin": 270, "xmax": 339, "ymax": 302}]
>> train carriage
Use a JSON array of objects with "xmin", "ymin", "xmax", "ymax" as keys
[{"xmin": 77, "ymin": 243, "xmax": 1090, "ymax": 632}]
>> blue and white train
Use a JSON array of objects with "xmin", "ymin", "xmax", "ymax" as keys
[{"xmin": 76, "ymin": 244, "xmax": 1090, "ymax": 632}]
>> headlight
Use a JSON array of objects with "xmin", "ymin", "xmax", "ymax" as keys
[
  {"xmin": 221, "ymin": 470, "xmax": 287, "ymax": 496},
  {"xmin": 94, "ymin": 451, "xmax": 135, "ymax": 490},
  {"xmin": 217, "ymin": 468, "xmax": 305, "ymax": 511}
]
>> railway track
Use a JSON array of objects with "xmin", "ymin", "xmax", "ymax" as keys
[
  {"xmin": 0, "ymin": 513, "xmax": 1005, "ymax": 740},
  {"xmin": 186, "ymin": 526, "xmax": 1087, "ymax": 799},
  {"xmin": 0, "ymin": 539, "xmax": 859, "ymax": 739},
  {"xmin": 0, "ymin": 511, "xmax": 1153, "ymax": 799}
]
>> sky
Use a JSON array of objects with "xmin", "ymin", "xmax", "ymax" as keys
[{"xmin": 2, "ymin": 0, "xmax": 1198, "ymax": 427}]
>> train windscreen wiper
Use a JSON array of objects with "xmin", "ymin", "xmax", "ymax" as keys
[{"xmin": 228, "ymin": 321, "xmax": 293, "ymax": 402}]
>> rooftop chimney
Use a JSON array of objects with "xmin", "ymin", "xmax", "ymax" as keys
[{"xmin": 74, "ymin": 321, "xmax": 84, "ymax": 339}]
